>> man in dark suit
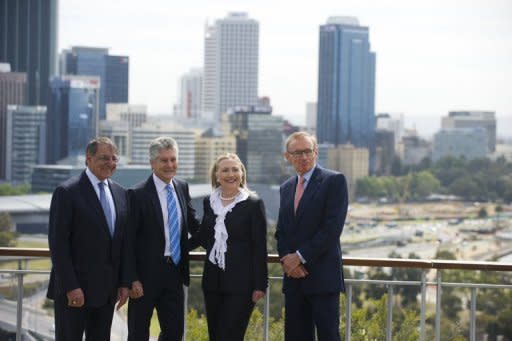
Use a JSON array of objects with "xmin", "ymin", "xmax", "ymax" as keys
[
  {"xmin": 126, "ymin": 136, "xmax": 199, "ymax": 341},
  {"xmin": 47, "ymin": 137, "xmax": 130, "ymax": 341},
  {"xmin": 275, "ymin": 131, "xmax": 348, "ymax": 341}
]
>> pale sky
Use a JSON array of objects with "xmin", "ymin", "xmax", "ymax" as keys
[{"xmin": 59, "ymin": 0, "xmax": 512, "ymax": 136}]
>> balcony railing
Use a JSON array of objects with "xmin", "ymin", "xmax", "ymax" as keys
[{"xmin": 1, "ymin": 247, "xmax": 511, "ymax": 341}]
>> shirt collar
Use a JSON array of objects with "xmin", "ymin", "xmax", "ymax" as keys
[
  {"xmin": 152, "ymin": 173, "xmax": 175, "ymax": 193},
  {"xmin": 86, "ymin": 167, "xmax": 107, "ymax": 187}
]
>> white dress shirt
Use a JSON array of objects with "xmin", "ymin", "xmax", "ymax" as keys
[
  {"xmin": 86, "ymin": 168, "xmax": 116, "ymax": 229},
  {"xmin": 153, "ymin": 174, "xmax": 183, "ymax": 257}
]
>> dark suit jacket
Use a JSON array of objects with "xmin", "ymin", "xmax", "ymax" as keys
[
  {"xmin": 126, "ymin": 175, "xmax": 199, "ymax": 289},
  {"xmin": 196, "ymin": 195, "xmax": 268, "ymax": 294},
  {"xmin": 275, "ymin": 166, "xmax": 348, "ymax": 294},
  {"xmin": 47, "ymin": 171, "xmax": 129, "ymax": 307}
]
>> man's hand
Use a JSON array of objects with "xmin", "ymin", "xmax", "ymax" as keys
[
  {"xmin": 281, "ymin": 253, "xmax": 302, "ymax": 274},
  {"xmin": 116, "ymin": 287, "xmax": 129, "ymax": 310},
  {"xmin": 129, "ymin": 280, "xmax": 144, "ymax": 299},
  {"xmin": 66, "ymin": 288, "xmax": 85, "ymax": 308},
  {"xmin": 252, "ymin": 290, "xmax": 265, "ymax": 303},
  {"xmin": 281, "ymin": 253, "xmax": 308, "ymax": 278},
  {"xmin": 288, "ymin": 265, "xmax": 309, "ymax": 278}
]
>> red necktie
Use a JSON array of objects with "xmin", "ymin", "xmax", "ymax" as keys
[{"xmin": 294, "ymin": 175, "xmax": 305, "ymax": 213}]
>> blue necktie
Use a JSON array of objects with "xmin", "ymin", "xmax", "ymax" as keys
[
  {"xmin": 98, "ymin": 182, "xmax": 114, "ymax": 237},
  {"xmin": 166, "ymin": 184, "xmax": 181, "ymax": 264}
]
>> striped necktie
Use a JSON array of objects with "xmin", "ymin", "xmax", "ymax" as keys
[{"xmin": 166, "ymin": 184, "xmax": 181, "ymax": 264}]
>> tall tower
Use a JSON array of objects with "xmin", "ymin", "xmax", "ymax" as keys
[
  {"xmin": 61, "ymin": 46, "xmax": 129, "ymax": 119},
  {"xmin": 46, "ymin": 75, "xmax": 100, "ymax": 164},
  {"xmin": 316, "ymin": 17, "xmax": 376, "ymax": 152},
  {"xmin": 203, "ymin": 12, "xmax": 259, "ymax": 124},
  {"xmin": 0, "ymin": 64, "xmax": 27, "ymax": 179},
  {"xmin": 0, "ymin": 0, "xmax": 58, "ymax": 106},
  {"xmin": 177, "ymin": 68, "xmax": 203, "ymax": 121}
]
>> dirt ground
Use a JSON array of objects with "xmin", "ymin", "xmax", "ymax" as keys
[{"xmin": 348, "ymin": 201, "xmax": 511, "ymax": 221}]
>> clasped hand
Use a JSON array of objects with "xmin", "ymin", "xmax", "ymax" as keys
[{"xmin": 280, "ymin": 253, "xmax": 308, "ymax": 278}]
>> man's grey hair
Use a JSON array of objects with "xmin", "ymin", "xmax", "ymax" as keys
[
  {"xmin": 149, "ymin": 136, "xmax": 179, "ymax": 161},
  {"xmin": 85, "ymin": 137, "xmax": 118, "ymax": 165},
  {"xmin": 284, "ymin": 131, "xmax": 318, "ymax": 151}
]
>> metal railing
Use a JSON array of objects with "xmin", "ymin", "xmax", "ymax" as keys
[{"xmin": 1, "ymin": 248, "xmax": 512, "ymax": 341}]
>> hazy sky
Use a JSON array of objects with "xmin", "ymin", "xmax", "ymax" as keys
[{"xmin": 59, "ymin": 0, "xmax": 512, "ymax": 135}]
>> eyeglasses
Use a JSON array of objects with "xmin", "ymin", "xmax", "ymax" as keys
[
  {"xmin": 287, "ymin": 149, "xmax": 314, "ymax": 158},
  {"xmin": 96, "ymin": 155, "xmax": 119, "ymax": 163}
]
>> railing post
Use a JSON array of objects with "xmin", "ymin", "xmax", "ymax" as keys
[
  {"xmin": 420, "ymin": 270, "xmax": 427, "ymax": 341},
  {"xmin": 435, "ymin": 270, "xmax": 442, "ymax": 341},
  {"xmin": 345, "ymin": 284, "xmax": 352, "ymax": 341},
  {"xmin": 264, "ymin": 284, "xmax": 270, "ymax": 341},
  {"xmin": 386, "ymin": 285, "xmax": 393, "ymax": 341},
  {"xmin": 470, "ymin": 288, "xmax": 477, "ymax": 341},
  {"xmin": 16, "ymin": 273, "xmax": 23, "ymax": 341},
  {"xmin": 183, "ymin": 285, "xmax": 188, "ymax": 341}
]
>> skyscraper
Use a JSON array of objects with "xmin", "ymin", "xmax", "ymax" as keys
[
  {"xmin": 177, "ymin": 68, "xmax": 203, "ymax": 121},
  {"xmin": 316, "ymin": 17, "xmax": 376, "ymax": 151},
  {"xmin": 0, "ymin": 0, "xmax": 58, "ymax": 106},
  {"xmin": 46, "ymin": 75, "xmax": 100, "ymax": 164},
  {"xmin": 203, "ymin": 12, "xmax": 259, "ymax": 123},
  {"xmin": 61, "ymin": 46, "xmax": 129, "ymax": 119},
  {"xmin": 0, "ymin": 64, "xmax": 27, "ymax": 179},
  {"xmin": 5, "ymin": 105, "xmax": 46, "ymax": 183}
]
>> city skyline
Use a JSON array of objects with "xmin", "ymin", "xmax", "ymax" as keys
[{"xmin": 59, "ymin": 0, "xmax": 512, "ymax": 136}]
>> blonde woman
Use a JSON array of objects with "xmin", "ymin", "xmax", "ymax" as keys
[{"xmin": 194, "ymin": 153, "xmax": 268, "ymax": 341}]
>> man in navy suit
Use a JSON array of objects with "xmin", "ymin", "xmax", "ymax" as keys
[
  {"xmin": 126, "ymin": 136, "xmax": 199, "ymax": 341},
  {"xmin": 47, "ymin": 137, "xmax": 130, "ymax": 340},
  {"xmin": 275, "ymin": 131, "xmax": 348, "ymax": 341}
]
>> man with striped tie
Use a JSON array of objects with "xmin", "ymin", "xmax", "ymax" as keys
[{"xmin": 126, "ymin": 136, "xmax": 199, "ymax": 341}]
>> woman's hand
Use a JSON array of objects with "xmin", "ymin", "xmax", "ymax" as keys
[{"xmin": 252, "ymin": 290, "xmax": 265, "ymax": 303}]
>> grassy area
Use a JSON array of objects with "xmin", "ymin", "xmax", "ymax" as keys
[{"xmin": 0, "ymin": 280, "xmax": 47, "ymax": 300}]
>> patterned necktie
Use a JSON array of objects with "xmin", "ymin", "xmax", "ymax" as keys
[
  {"xmin": 98, "ymin": 182, "xmax": 114, "ymax": 236},
  {"xmin": 166, "ymin": 184, "xmax": 181, "ymax": 265},
  {"xmin": 294, "ymin": 175, "xmax": 305, "ymax": 213}
]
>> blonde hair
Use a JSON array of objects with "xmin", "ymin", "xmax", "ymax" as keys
[{"xmin": 210, "ymin": 153, "xmax": 249, "ymax": 190}]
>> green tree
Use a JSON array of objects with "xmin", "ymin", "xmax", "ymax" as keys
[
  {"xmin": 0, "ymin": 212, "xmax": 17, "ymax": 246},
  {"xmin": 0, "ymin": 183, "xmax": 30, "ymax": 196}
]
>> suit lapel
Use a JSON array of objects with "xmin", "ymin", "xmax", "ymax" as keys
[
  {"xmin": 146, "ymin": 176, "xmax": 166, "ymax": 239},
  {"xmin": 295, "ymin": 167, "xmax": 323, "ymax": 221},
  {"xmin": 172, "ymin": 179, "xmax": 187, "ymax": 233},
  {"xmin": 79, "ymin": 171, "xmax": 112, "ymax": 237}
]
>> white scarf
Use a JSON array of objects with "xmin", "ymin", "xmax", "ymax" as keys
[{"xmin": 208, "ymin": 187, "xmax": 249, "ymax": 270}]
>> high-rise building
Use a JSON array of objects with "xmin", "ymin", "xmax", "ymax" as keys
[
  {"xmin": 5, "ymin": 105, "xmax": 46, "ymax": 183},
  {"xmin": 316, "ymin": 17, "xmax": 376, "ymax": 155},
  {"xmin": 46, "ymin": 75, "xmax": 100, "ymax": 164},
  {"xmin": 442, "ymin": 111, "xmax": 496, "ymax": 152},
  {"xmin": 177, "ymin": 68, "xmax": 203, "ymax": 121},
  {"xmin": 61, "ymin": 46, "xmax": 129, "ymax": 119},
  {"xmin": 227, "ymin": 105, "xmax": 283, "ymax": 184},
  {"xmin": 305, "ymin": 102, "xmax": 317, "ymax": 135},
  {"xmin": 0, "ymin": 0, "xmax": 58, "ymax": 106},
  {"xmin": 203, "ymin": 12, "xmax": 259, "ymax": 123},
  {"xmin": 0, "ymin": 64, "xmax": 27, "ymax": 179},
  {"xmin": 376, "ymin": 113, "xmax": 404, "ymax": 146}
]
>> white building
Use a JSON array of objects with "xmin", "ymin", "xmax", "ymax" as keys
[
  {"xmin": 5, "ymin": 105, "xmax": 46, "ymax": 183},
  {"xmin": 130, "ymin": 123, "xmax": 197, "ymax": 179},
  {"xmin": 177, "ymin": 68, "xmax": 203, "ymax": 122},
  {"xmin": 432, "ymin": 128, "xmax": 488, "ymax": 162},
  {"xmin": 442, "ymin": 111, "xmax": 496, "ymax": 152},
  {"xmin": 203, "ymin": 12, "xmax": 259, "ymax": 124}
]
